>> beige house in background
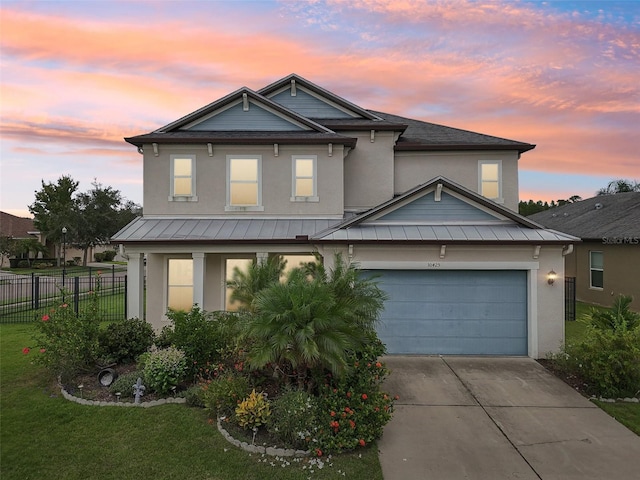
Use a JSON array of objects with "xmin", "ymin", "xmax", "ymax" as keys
[
  {"xmin": 113, "ymin": 74, "xmax": 577, "ymax": 358},
  {"xmin": 530, "ymin": 192, "xmax": 640, "ymax": 311}
]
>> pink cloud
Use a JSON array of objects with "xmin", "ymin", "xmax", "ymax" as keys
[{"xmin": 0, "ymin": 1, "xmax": 637, "ymax": 212}]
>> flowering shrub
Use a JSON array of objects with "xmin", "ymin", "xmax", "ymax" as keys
[
  {"xmin": 235, "ymin": 389, "xmax": 271, "ymax": 429},
  {"xmin": 139, "ymin": 347, "xmax": 188, "ymax": 395},
  {"xmin": 33, "ymin": 291, "xmax": 100, "ymax": 379},
  {"xmin": 313, "ymin": 339, "xmax": 395, "ymax": 453}
]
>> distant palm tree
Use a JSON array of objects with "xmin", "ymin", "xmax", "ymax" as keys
[{"xmin": 597, "ymin": 179, "xmax": 640, "ymax": 195}]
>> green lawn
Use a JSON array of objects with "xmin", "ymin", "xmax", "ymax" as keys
[
  {"xmin": 594, "ymin": 401, "xmax": 640, "ymax": 436},
  {"xmin": 0, "ymin": 324, "xmax": 383, "ymax": 480}
]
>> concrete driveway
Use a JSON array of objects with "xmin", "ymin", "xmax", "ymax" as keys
[{"xmin": 378, "ymin": 356, "xmax": 640, "ymax": 480}]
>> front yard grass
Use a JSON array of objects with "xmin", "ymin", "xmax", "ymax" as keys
[
  {"xmin": 0, "ymin": 323, "xmax": 383, "ymax": 480},
  {"xmin": 593, "ymin": 401, "xmax": 640, "ymax": 436}
]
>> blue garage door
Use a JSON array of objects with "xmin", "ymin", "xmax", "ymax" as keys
[{"xmin": 369, "ymin": 270, "xmax": 528, "ymax": 355}]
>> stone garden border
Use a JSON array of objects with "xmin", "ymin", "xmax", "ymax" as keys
[
  {"xmin": 217, "ymin": 417, "xmax": 309, "ymax": 457},
  {"xmin": 60, "ymin": 386, "xmax": 186, "ymax": 407}
]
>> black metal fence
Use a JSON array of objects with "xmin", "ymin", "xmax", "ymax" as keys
[
  {"xmin": 565, "ymin": 276, "xmax": 576, "ymax": 322},
  {"xmin": 0, "ymin": 265, "xmax": 128, "ymax": 323}
]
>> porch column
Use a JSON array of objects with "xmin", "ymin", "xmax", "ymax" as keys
[
  {"xmin": 192, "ymin": 252, "xmax": 206, "ymax": 308},
  {"xmin": 127, "ymin": 253, "xmax": 145, "ymax": 320},
  {"xmin": 256, "ymin": 252, "xmax": 269, "ymax": 265}
]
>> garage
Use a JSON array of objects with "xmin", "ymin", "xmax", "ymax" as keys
[{"xmin": 369, "ymin": 270, "xmax": 528, "ymax": 355}]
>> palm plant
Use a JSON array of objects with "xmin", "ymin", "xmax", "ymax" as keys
[
  {"xmin": 586, "ymin": 295, "xmax": 639, "ymax": 331},
  {"xmin": 245, "ymin": 254, "xmax": 387, "ymax": 389},
  {"xmin": 226, "ymin": 255, "xmax": 286, "ymax": 313}
]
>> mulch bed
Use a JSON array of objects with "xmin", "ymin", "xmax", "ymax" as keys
[
  {"xmin": 536, "ymin": 359, "xmax": 594, "ymax": 397},
  {"xmin": 61, "ymin": 364, "xmax": 187, "ymax": 402}
]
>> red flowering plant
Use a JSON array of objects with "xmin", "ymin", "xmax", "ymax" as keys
[
  {"xmin": 33, "ymin": 284, "xmax": 101, "ymax": 381},
  {"xmin": 313, "ymin": 337, "xmax": 395, "ymax": 453}
]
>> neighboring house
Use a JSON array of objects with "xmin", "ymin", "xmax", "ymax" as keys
[
  {"xmin": 530, "ymin": 193, "xmax": 640, "ymax": 310},
  {"xmin": 113, "ymin": 74, "xmax": 577, "ymax": 358},
  {"xmin": 0, "ymin": 211, "xmax": 43, "ymax": 267}
]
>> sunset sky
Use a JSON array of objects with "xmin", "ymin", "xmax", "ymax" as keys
[{"xmin": 1, "ymin": 0, "xmax": 638, "ymax": 218}]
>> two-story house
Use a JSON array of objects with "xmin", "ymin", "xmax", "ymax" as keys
[{"xmin": 113, "ymin": 74, "xmax": 577, "ymax": 358}]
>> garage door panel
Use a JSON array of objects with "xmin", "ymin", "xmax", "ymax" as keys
[{"xmin": 370, "ymin": 270, "xmax": 528, "ymax": 355}]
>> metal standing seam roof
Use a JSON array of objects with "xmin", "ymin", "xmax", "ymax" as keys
[
  {"xmin": 112, "ymin": 216, "xmax": 576, "ymax": 244},
  {"xmin": 111, "ymin": 217, "xmax": 336, "ymax": 243},
  {"xmin": 312, "ymin": 223, "xmax": 576, "ymax": 243}
]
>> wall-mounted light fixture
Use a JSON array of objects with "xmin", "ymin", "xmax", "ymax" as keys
[{"xmin": 547, "ymin": 270, "xmax": 557, "ymax": 285}]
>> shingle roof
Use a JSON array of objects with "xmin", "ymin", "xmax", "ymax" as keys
[
  {"xmin": 528, "ymin": 192, "xmax": 640, "ymax": 239},
  {"xmin": 370, "ymin": 111, "xmax": 535, "ymax": 153},
  {"xmin": 124, "ymin": 131, "xmax": 357, "ymax": 147},
  {"xmin": 0, "ymin": 211, "xmax": 37, "ymax": 238}
]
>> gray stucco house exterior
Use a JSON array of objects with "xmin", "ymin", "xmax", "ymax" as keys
[{"xmin": 113, "ymin": 74, "xmax": 577, "ymax": 358}]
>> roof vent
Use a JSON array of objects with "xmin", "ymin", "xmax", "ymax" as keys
[{"xmin": 595, "ymin": 203, "xmax": 603, "ymax": 210}]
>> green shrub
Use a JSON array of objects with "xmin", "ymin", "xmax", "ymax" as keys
[
  {"xmin": 166, "ymin": 307, "xmax": 239, "ymax": 378},
  {"xmin": 98, "ymin": 318, "xmax": 155, "ymax": 364},
  {"xmin": 235, "ymin": 389, "xmax": 271, "ymax": 430},
  {"xmin": 33, "ymin": 291, "xmax": 101, "ymax": 379},
  {"xmin": 155, "ymin": 325, "xmax": 174, "ymax": 349},
  {"xmin": 268, "ymin": 387, "xmax": 319, "ymax": 449},
  {"xmin": 202, "ymin": 372, "xmax": 251, "ymax": 418},
  {"xmin": 17, "ymin": 260, "xmax": 30, "ymax": 268},
  {"xmin": 564, "ymin": 325, "xmax": 640, "ymax": 398},
  {"xmin": 139, "ymin": 347, "xmax": 188, "ymax": 395},
  {"xmin": 109, "ymin": 370, "xmax": 145, "ymax": 398},
  {"xmin": 102, "ymin": 250, "xmax": 117, "ymax": 261},
  {"xmin": 94, "ymin": 252, "xmax": 105, "ymax": 262},
  {"xmin": 182, "ymin": 385, "xmax": 206, "ymax": 407}
]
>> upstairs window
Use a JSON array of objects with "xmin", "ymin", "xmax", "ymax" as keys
[
  {"xmin": 170, "ymin": 155, "xmax": 196, "ymax": 201},
  {"xmin": 590, "ymin": 251, "xmax": 604, "ymax": 289},
  {"xmin": 227, "ymin": 156, "xmax": 262, "ymax": 211},
  {"xmin": 167, "ymin": 259, "xmax": 193, "ymax": 311},
  {"xmin": 479, "ymin": 161, "xmax": 502, "ymax": 203},
  {"xmin": 292, "ymin": 156, "xmax": 318, "ymax": 201}
]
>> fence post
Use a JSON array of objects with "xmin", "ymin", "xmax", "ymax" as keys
[
  {"xmin": 74, "ymin": 276, "xmax": 80, "ymax": 316},
  {"xmin": 124, "ymin": 274, "xmax": 128, "ymax": 319},
  {"xmin": 34, "ymin": 275, "xmax": 40, "ymax": 310}
]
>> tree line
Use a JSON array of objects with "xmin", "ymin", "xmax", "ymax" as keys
[{"xmin": 519, "ymin": 179, "xmax": 639, "ymax": 216}]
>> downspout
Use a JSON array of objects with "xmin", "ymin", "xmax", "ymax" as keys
[{"xmin": 562, "ymin": 244, "xmax": 573, "ymax": 256}]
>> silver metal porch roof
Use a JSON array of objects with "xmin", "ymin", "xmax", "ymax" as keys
[{"xmin": 111, "ymin": 217, "xmax": 336, "ymax": 242}]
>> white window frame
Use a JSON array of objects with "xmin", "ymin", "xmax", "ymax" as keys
[
  {"xmin": 291, "ymin": 155, "xmax": 319, "ymax": 202},
  {"xmin": 167, "ymin": 258, "xmax": 194, "ymax": 312},
  {"xmin": 478, "ymin": 160, "xmax": 503, "ymax": 204},
  {"xmin": 226, "ymin": 155, "xmax": 263, "ymax": 211},
  {"xmin": 169, "ymin": 155, "xmax": 197, "ymax": 202},
  {"xmin": 589, "ymin": 251, "xmax": 604, "ymax": 289}
]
